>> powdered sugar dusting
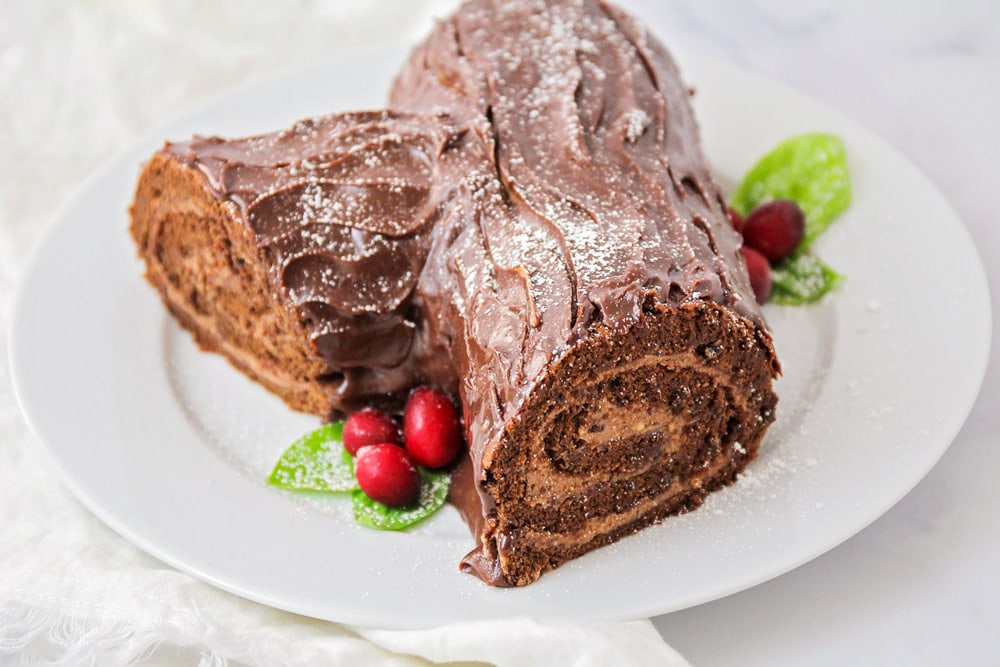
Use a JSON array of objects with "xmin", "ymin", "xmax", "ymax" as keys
[{"xmin": 624, "ymin": 108, "xmax": 650, "ymax": 142}]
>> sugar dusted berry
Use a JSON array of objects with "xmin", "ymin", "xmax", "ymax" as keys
[
  {"xmin": 343, "ymin": 408, "xmax": 400, "ymax": 456},
  {"xmin": 403, "ymin": 387, "xmax": 463, "ymax": 469},
  {"xmin": 741, "ymin": 246, "xmax": 772, "ymax": 305},
  {"xmin": 741, "ymin": 199, "xmax": 805, "ymax": 264},
  {"xmin": 354, "ymin": 444, "xmax": 422, "ymax": 507}
]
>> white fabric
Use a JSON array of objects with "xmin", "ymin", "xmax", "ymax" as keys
[{"xmin": 0, "ymin": 2, "xmax": 688, "ymax": 665}]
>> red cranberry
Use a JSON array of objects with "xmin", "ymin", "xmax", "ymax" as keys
[
  {"xmin": 343, "ymin": 408, "xmax": 400, "ymax": 456},
  {"xmin": 727, "ymin": 206, "xmax": 744, "ymax": 232},
  {"xmin": 354, "ymin": 444, "xmax": 422, "ymax": 507},
  {"xmin": 741, "ymin": 199, "xmax": 805, "ymax": 264},
  {"xmin": 403, "ymin": 387, "xmax": 463, "ymax": 469},
  {"xmin": 740, "ymin": 246, "xmax": 772, "ymax": 305}
]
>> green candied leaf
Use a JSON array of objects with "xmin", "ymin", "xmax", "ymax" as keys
[
  {"xmin": 732, "ymin": 132, "xmax": 851, "ymax": 248},
  {"xmin": 266, "ymin": 422, "xmax": 357, "ymax": 493},
  {"xmin": 352, "ymin": 468, "xmax": 451, "ymax": 531},
  {"xmin": 770, "ymin": 251, "xmax": 844, "ymax": 305}
]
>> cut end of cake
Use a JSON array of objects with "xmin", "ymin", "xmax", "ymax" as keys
[
  {"xmin": 130, "ymin": 152, "xmax": 340, "ymax": 415},
  {"xmin": 460, "ymin": 302, "xmax": 777, "ymax": 586}
]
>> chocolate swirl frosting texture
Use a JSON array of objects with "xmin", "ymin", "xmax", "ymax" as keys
[
  {"xmin": 165, "ymin": 112, "xmax": 461, "ymax": 409},
  {"xmin": 394, "ymin": 0, "xmax": 761, "ymax": 332}
]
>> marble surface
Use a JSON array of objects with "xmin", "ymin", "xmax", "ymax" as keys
[{"xmin": 3, "ymin": 1, "xmax": 997, "ymax": 664}]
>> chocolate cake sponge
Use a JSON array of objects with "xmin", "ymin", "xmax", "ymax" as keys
[
  {"xmin": 130, "ymin": 0, "xmax": 779, "ymax": 587},
  {"xmin": 130, "ymin": 112, "xmax": 459, "ymax": 417}
]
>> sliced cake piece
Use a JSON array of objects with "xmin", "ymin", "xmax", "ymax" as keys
[{"xmin": 130, "ymin": 111, "xmax": 457, "ymax": 417}]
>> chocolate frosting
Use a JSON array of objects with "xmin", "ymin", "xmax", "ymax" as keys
[
  {"xmin": 164, "ymin": 112, "xmax": 462, "ymax": 413},
  {"xmin": 389, "ymin": 0, "xmax": 770, "ymax": 582}
]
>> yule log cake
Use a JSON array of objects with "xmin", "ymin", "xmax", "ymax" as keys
[{"xmin": 130, "ymin": 0, "xmax": 780, "ymax": 587}]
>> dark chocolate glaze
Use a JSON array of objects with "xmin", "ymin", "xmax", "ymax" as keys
[{"xmin": 391, "ymin": 0, "xmax": 770, "ymax": 583}]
